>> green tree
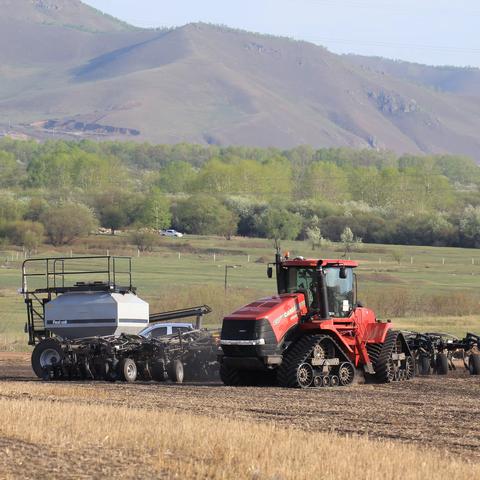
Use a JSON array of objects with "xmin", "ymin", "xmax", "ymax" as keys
[
  {"xmin": 94, "ymin": 190, "xmax": 143, "ymax": 233},
  {"xmin": 139, "ymin": 190, "xmax": 171, "ymax": 230},
  {"xmin": 41, "ymin": 203, "xmax": 97, "ymax": 246},
  {"xmin": 306, "ymin": 162, "xmax": 350, "ymax": 203},
  {"xmin": 340, "ymin": 226, "xmax": 362, "ymax": 256},
  {"xmin": 255, "ymin": 208, "xmax": 302, "ymax": 241},
  {"xmin": 100, "ymin": 206, "xmax": 128, "ymax": 235},
  {"xmin": 305, "ymin": 215, "xmax": 328, "ymax": 250},
  {"xmin": 0, "ymin": 193, "xmax": 25, "ymax": 222},
  {"xmin": 0, "ymin": 221, "xmax": 44, "ymax": 252},
  {"xmin": 158, "ymin": 161, "xmax": 197, "ymax": 193},
  {"xmin": 0, "ymin": 151, "xmax": 22, "ymax": 187},
  {"xmin": 460, "ymin": 206, "xmax": 480, "ymax": 247},
  {"xmin": 23, "ymin": 198, "xmax": 49, "ymax": 222},
  {"xmin": 174, "ymin": 195, "xmax": 238, "ymax": 238}
]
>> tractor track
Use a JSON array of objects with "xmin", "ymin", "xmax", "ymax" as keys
[{"xmin": 1, "ymin": 353, "xmax": 480, "ymax": 461}]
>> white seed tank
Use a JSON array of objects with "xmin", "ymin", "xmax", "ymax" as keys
[{"xmin": 44, "ymin": 291, "xmax": 149, "ymax": 339}]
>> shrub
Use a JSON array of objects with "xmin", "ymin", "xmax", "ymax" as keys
[
  {"xmin": 41, "ymin": 203, "xmax": 97, "ymax": 246},
  {"xmin": 129, "ymin": 230, "xmax": 159, "ymax": 252},
  {"xmin": 0, "ymin": 220, "xmax": 44, "ymax": 251}
]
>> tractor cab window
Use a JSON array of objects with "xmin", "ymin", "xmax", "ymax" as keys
[
  {"xmin": 324, "ymin": 267, "xmax": 354, "ymax": 318},
  {"xmin": 285, "ymin": 267, "xmax": 318, "ymax": 308}
]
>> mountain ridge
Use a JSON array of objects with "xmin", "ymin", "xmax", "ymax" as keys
[{"xmin": 0, "ymin": 2, "xmax": 479, "ymax": 160}]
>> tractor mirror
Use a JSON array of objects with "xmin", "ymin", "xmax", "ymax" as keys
[
  {"xmin": 339, "ymin": 266, "xmax": 347, "ymax": 279},
  {"xmin": 267, "ymin": 266, "xmax": 273, "ymax": 278}
]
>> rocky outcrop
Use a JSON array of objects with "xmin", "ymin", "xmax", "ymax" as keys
[
  {"xmin": 40, "ymin": 119, "xmax": 140, "ymax": 136},
  {"xmin": 368, "ymin": 90, "xmax": 418, "ymax": 115}
]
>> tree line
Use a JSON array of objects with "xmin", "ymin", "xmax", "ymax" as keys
[{"xmin": 0, "ymin": 138, "xmax": 480, "ymax": 250}]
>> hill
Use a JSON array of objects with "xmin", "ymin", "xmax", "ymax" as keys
[
  {"xmin": 1, "ymin": 1, "xmax": 480, "ymax": 160},
  {"xmin": 0, "ymin": 0, "xmax": 132, "ymax": 32}
]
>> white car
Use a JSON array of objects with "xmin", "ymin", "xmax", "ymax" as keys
[
  {"xmin": 139, "ymin": 322, "xmax": 194, "ymax": 339},
  {"xmin": 161, "ymin": 229, "xmax": 184, "ymax": 238}
]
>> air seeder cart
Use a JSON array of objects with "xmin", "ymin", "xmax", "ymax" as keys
[{"xmin": 21, "ymin": 256, "xmax": 219, "ymax": 382}]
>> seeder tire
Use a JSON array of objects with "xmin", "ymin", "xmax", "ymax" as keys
[
  {"xmin": 468, "ymin": 354, "xmax": 480, "ymax": 375},
  {"xmin": 119, "ymin": 358, "xmax": 137, "ymax": 383},
  {"xmin": 436, "ymin": 354, "xmax": 449, "ymax": 375},
  {"xmin": 418, "ymin": 355, "xmax": 431, "ymax": 375},
  {"xmin": 168, "ymin": 359, "xmax": 185, "ymax": 383},
  {"xmin": 151, "ymin": 362, "xmax": 166, "ymax": 382},
  {"xmin": 31, "ymin": 338, "xmax": 64, "ymax": 379}
]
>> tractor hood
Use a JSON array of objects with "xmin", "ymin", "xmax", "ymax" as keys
[{"xmin": 222, "ymin": 293, "xmax": 308, "ymax": 343}]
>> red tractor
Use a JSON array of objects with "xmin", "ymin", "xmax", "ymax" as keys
[{"xmin": 219, "ymin": 252, "xmax": 415, "ymax": 388}]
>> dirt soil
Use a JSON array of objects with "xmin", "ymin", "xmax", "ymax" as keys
[{"xmin": 1, "ymin": 352, "xmax": 479, "ymax": 466}]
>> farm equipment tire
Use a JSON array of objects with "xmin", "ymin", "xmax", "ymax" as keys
[
  {"xmin": 436, "ymin": 354, "xmax": 449, "ymax": 375},
  {"xmin": 296, "ymin": 363, "xmax": 314, "ymax": 388},
  {"xmin": 119, "ymin": 358, "xmax": 137, "ymax": 383},
  {"xmin": 338, "ymin": 362, "xmax": 355, "ymax": 386},
  {"xmin": 374, "ymin": 330, "xmax": 414, "ymax": 383},
  {"xmin": 31, "ymin": 338, "xmax": 64, "ymax": 379},
  {"xmin": 468, "ymin": 354, "xmax": 480, "ymax": 375},
  {"xmin": 168, "ymin": 359, "xmax": 184, "ymax": 383},
  {"xmin": 417, "ymin": 355, "xmax": 431, "ymax": 375},
  {"xmin": 151, "ymin": 362, "xmax": 166, "ymax": 382}
]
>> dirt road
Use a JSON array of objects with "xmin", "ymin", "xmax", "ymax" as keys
[{"xmin": 1, "ymin": 352, "xmax": 479, "ymax": 461}]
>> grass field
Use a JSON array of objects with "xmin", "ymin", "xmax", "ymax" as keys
[{"xmin": 1, "ymin": 234, "xmax": 480, "ymax": 350}]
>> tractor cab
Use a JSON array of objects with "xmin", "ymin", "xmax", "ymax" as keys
[{"xmin": 268, "ymin": 253, "xmax": 358, "ymax": 320}]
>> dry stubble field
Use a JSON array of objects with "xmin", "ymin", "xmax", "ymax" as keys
[{"xmin": 0, "ymin": 353, "xmax": 479, "ymax": 479}]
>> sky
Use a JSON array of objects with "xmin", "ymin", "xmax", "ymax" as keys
[{"xmin": 84, "ymin": 0, "xmax": 480, "ymax": 68}]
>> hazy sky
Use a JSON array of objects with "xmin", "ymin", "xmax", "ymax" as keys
[{"xmin": 84, "ymin": 0, "xmax": 480, "ymax": 68}]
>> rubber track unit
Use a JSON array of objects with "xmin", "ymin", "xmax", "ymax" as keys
[
  {"xmin": 219, "ymin": 363, "xmax": 244, "ymax": 386},
  {"xmin": 277, "ymin": 334, "xmax": 351, "ymax": 388},
  {"xmin": 365, "ymin": 343, "xmax": 382, "ymax": 366},
  {"xmin": 374, "ymin": 330, "xmax": 411, "ymax": 383}
]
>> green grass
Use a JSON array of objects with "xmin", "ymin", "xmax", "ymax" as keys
[{"xmin": 1, "ymin": 235, "xmax": 480, "ymax": 350}]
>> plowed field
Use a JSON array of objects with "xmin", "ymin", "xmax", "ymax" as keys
[{"xmin": 1, "ymin": 352, "xmax": 479, "ymax": 462}]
